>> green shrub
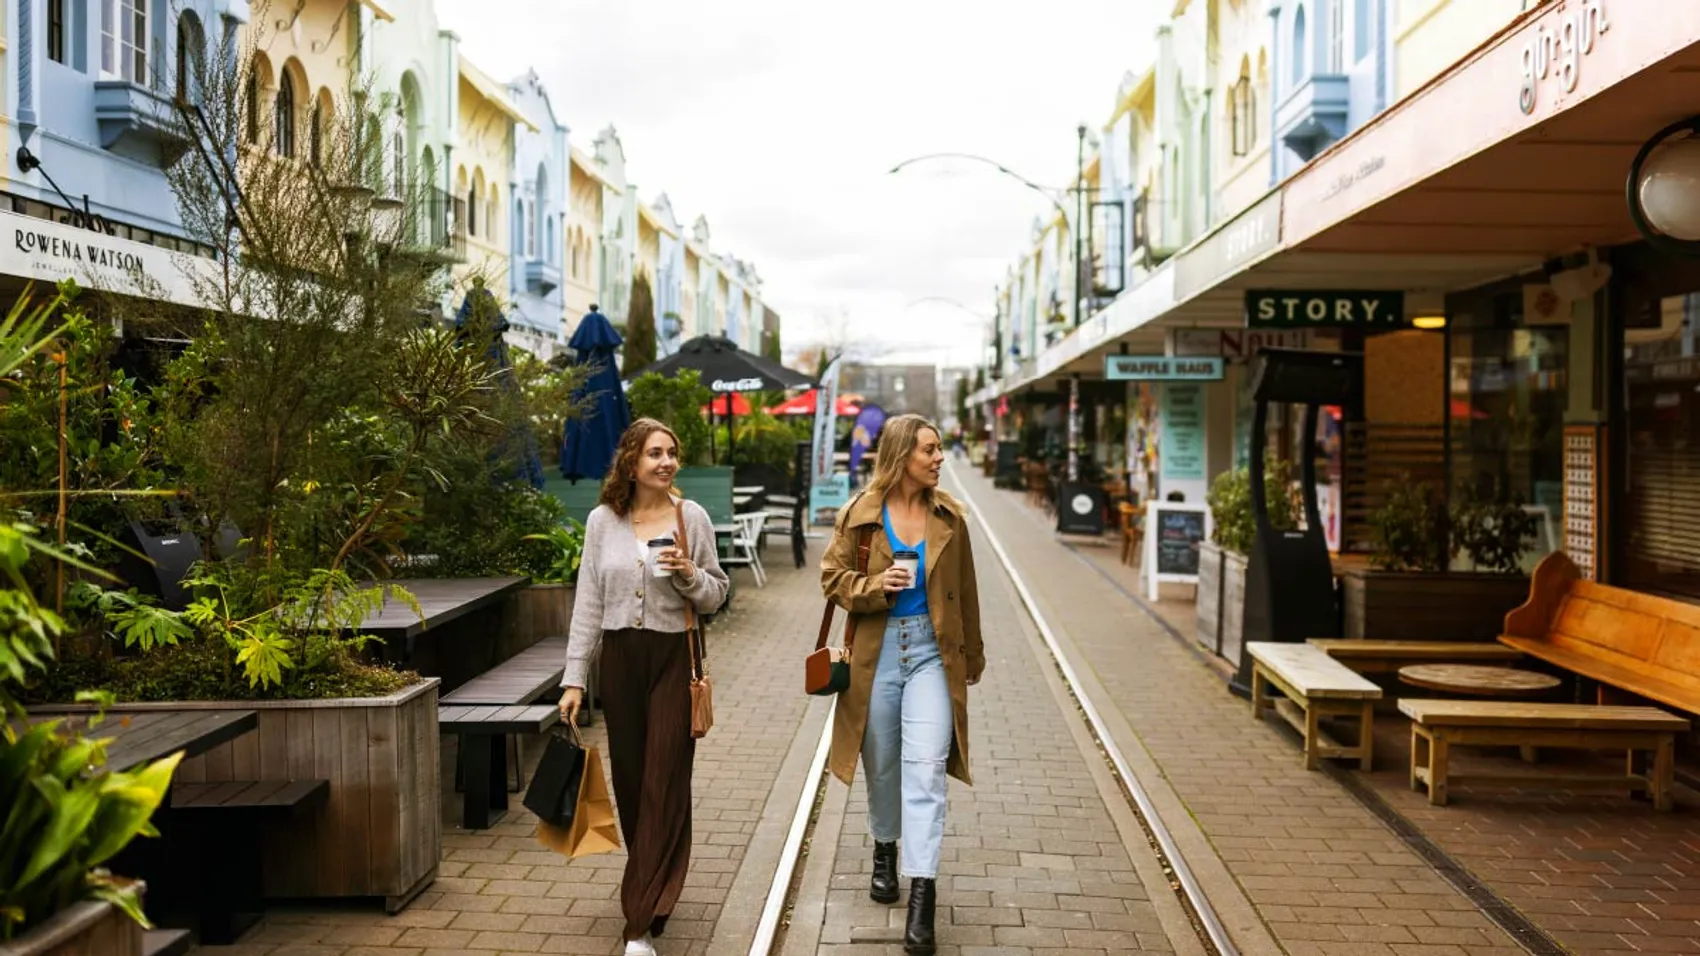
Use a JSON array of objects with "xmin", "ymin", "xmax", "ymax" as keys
[
  {"xmin": 628, "ymin": 370, "xmax": 713, "ymax": 465},
  {"xmin": 1450, "ymin": 480, "xmax": 1538, "ymax": 575},
  {"xmin": 1206, "ymin": 453, "xmax": 1302, "ymax": 555},
  {"xmin": 1370, "ymin": 475, "xmax": 1445, "ymax": 572}
]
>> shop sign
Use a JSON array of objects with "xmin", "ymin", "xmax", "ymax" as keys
[
  {"xmin": 1245, "ymin": 290, "xmax": 1406, "ymax": 329},
  {"xmin": 1171, "ymin": 328, "xmax": 1310, "ymax": 362},
  {"xmin": 1174, "ymin": 191, "xmax": 1282, "ymax": 301},
  {"xmin": 1, "ymin": 209, "xmax": 208, "ymax": 308},
  {"xmin": 1520, "ymin": 0, "xmax": 1609, "ymax": 115},
  {"xmin": 1105, "ymin": 354, "xmax": 1225, "ymax": 382},
  {"xmin": 1159, "ymin": 384, "xmax": 1206, "ymax": 481}
]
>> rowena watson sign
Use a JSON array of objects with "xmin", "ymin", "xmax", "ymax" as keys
[
  {"xmin": 4, "ymin": 209, "xmax": 208, "ymax": 309},
  {"xmin": 1245, "ymin": 290, "xmax": 1406, "ymax": 329}
]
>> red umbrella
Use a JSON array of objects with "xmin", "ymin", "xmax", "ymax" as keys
[
  {"xmin": 700, "ymin": 393, "xmax": 752, "ymax": 416},
  {"xmin": 768, "ymin": 389, "xmax": 861, "ymax": 417}
]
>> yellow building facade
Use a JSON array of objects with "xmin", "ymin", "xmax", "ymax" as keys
[{"xmin": 453, "ymin": 55, "xmax": 531, "ymax": 297}]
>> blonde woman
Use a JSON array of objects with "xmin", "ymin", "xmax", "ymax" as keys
[
  {"xmin": 560, "ymin": 418, "xmax": 729, "ymax": 956},
  {"xmin": 820, "ymin": 413, "xmax": 985, "ymax": 955}
]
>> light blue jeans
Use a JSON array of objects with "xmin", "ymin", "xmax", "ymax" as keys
[{"xmin": 861, "ymin": 614, "xmax": 952, "ymax": 879}]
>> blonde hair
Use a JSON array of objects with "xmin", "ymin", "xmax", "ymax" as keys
[{"xmin": 866, "ymin": 414, "xmax": 942, "ymax": 504}]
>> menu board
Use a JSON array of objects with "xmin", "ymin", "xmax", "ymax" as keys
[
  {"xmin": 1145, "ymin": 501, "xmax": 1211, "ymax": 600},
  {"xmin": 1563, "ymin": 424, "xmax": 1604, "ymax": 581}
]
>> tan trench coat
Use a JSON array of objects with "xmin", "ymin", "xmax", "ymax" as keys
[{"xmin": 819, "ymin": 490, "xmax": 984, "ymax": 786}]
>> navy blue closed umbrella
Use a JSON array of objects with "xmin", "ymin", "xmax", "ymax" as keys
[
  {"xmin": 559, "ymin": 305, "xmax": 631, "ymax": 482},
  {"xmin": 456, "ymin": 284, "xmax": 544, "ymax": 489}
]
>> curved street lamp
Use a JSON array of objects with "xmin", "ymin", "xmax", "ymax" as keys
[
  {"xmin": 1628, "ymin": 115, "xmax": 1700, "ymax": 257},
  {"xmin": 887, "ymin": 153, "xmax": 1071, "ymax": 221}
]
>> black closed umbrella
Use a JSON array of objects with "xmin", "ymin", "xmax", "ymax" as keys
[{"xmin": 632, "ymin": 334, "xmax": 814, "ymax": 464}]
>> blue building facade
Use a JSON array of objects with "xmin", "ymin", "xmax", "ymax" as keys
[
  {"xmin": 10, "ymin": 0, "xmax": 248, "ymax": 243},
  {"xmin": 506, "ymin": 69, "xmax": 568, "ymax": 359},
  {"xmin": 1269, "ymin": 0, "xmax": 1391, "ymax": 183}
]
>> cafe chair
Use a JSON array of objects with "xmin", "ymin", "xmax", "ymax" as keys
[{"xmin": 1119, "ymin": 502, "xmax": 1142, "ymax": 567}]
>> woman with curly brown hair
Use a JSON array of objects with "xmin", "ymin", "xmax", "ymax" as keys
[{"xmin": 560, "ymin": 418, "xmax": 728, "ymax": 956}]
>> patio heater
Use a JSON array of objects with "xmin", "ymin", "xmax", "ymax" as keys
[
  {"xmin": 1056, "ymin": 373, "xmax": 1106, "ymax": 535},
  {"xmin": 1229, "ymin": 348, "xmax": 1362, "ymax": 698}
]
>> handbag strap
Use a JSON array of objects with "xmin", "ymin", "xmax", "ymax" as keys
[
  {"xmin": 675, "ymin": 501, "xmax": 707, "ymax": 682},
  {"xmin": 815, "ymin": 523, "xmax": 874, "ymax": 654}
]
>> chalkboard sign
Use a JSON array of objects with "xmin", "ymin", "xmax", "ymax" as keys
[
  {"xmin": 1144, "ymin": 501, "xmax": 1211, "ymax": 601},
  {"xmin": 1156, "ymin": 510, "xmax": 1205, "ymax": 575}
]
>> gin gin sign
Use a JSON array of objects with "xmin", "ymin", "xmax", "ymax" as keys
[{"xmin": 1244, "ymin": 290, "xmax": 1406, "ymax": 329}]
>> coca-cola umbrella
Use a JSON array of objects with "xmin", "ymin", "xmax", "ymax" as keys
[{"xmin": 630, "ymin": 334, "xmax": 814, "ymax": 464}]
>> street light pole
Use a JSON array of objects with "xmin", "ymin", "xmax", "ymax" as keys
[{"xmin": 1074, "ymin": 124, "xmax": 1087, "ymax": 332}]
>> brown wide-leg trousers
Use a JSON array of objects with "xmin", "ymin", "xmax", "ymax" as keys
[{"xmin": 599, "ymin": 627, "xmax": 695, "ymax": 941}]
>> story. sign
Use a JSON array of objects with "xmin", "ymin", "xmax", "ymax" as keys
[{"xmin": 1245, "ymin": 290, "xmax": 1406, "ymax": 329}]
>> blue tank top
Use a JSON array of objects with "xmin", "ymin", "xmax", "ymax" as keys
[{"xmin": 883, "ymin": 503, "xmax": 929, "ymax": 618}]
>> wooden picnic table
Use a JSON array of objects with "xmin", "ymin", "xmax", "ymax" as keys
[
  {"xmin": 27, "ymin": 709, "xmax": 258, "ymax": 771},
  {"xmin": 1399, "ymin": 664, "xmax": 1562, "ymax": 697},
  {"xmin": 356, "ymin": 576, "xmax": 530, "ymax": 664}
]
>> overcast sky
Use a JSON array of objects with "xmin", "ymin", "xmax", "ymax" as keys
[{"xmin": 436, "ymin": 0, "xmax": 1156, "ymax": 368}]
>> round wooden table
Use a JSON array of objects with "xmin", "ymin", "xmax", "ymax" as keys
[{"xmin": 1398, "ymin": 664, "xmax": 1561, "ymax": 697}]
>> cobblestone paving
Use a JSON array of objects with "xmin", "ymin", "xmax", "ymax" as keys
[
  {"xmin": 192, "ymin": 552, "xmax": 825, "ymax": 956},
  {"xmin": 950, "ymin": 465, "xmax": 1532, "ymax": 956},
  {"xmin": 811, "ymin": 511, "xmax": 1186, "ymax": 956}
]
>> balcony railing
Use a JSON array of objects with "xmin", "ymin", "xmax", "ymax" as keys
[
  {"xmin": 398, "ymin": 187, "xmax": 466, "ymax": 264},
  {"xmin": 1276, "ymin": 73, "xmax": 1351, "ymax": 163}
]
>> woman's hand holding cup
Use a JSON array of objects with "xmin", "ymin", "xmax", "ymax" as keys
[{"xmin": 880, "ymin": 566, "xmax": 912, "ymax": 594}]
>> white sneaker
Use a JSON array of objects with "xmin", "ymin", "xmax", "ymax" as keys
[{"xmin": 624, "ymin": 936, "xmax": 657, "ymax": 956}]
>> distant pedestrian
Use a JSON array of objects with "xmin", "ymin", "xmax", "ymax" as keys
[
  {"xmin": 820, "ymin": 413, "xmax": 986, "ymax": 956},
  {"xmin": 560, "ymin": 418, "xmax": 729, "ymax": 956}
]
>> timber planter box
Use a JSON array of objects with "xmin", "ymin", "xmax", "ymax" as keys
[
  {"xmin": 105, "ymin": 680, "xmax": 441, "ymax": 912},
  {"xmin": 1342, "ymin": 569, "xmax": 1530, "ymax": 642},
  {"xmin": 3, "ymin": 899, "xmax": 143, "ymax": 956},
  {"xmin": 498, "ymin": 583, "xmax": 574, "ymax": 661},
  {"xmin": 1195, "ymin": 544, "xmax": 1248, "ymax": 662}
]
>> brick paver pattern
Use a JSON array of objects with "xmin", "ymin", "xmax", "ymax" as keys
[
  {"xmin": 953, "ymin": 465, "xmax": 1534, "ymax": 956},
  {"xmin": 191, "ymin": 555, "xmax": 826, "ymax": 956},
  {"xmin": 813, "ymin": 521, "xmax": 1179, "ymax": 955}
]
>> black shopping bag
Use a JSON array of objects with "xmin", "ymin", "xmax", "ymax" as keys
[{"xmin": 523, "ymin": 726, "xmax": 587, "ymax": 826}]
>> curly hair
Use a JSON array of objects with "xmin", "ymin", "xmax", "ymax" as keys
[{"xmin": 599, "ymin": 418, "xmax": 684, "ymax": 517}]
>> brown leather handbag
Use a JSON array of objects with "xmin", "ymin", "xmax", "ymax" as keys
[
  {"xmin": 675, "ymin": 502, "xmax": 713, "ymax": 738},
  {"xmin": 806, "ymin": 526, "xmax": 873, "ymax": 696}
]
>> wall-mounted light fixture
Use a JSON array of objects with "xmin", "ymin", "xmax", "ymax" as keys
[{"xmin": 1628, "ymin": 115, "xmax": 1700, "ymax": 257}]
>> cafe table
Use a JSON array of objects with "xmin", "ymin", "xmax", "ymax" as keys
[{"xmin": 355, "ymin": 576, "xmax": 530, "ymax": 665}]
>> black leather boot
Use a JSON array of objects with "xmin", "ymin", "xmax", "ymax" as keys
[
  {"xmin": 904, "ymin": 877, "xmax": 936, "ymax": 955},
  {"xmin": 870, "ymin": 842, "xmax": 899, "ymax": 904}
]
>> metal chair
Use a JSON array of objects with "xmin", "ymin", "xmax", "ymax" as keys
[{"xmin": 728, "ymin": 512, "xmax": 768, "ymax": 587}]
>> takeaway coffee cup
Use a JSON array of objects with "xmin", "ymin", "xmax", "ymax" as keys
[
  {"xmin": 891, "ymin": 550, "xmax": 920, "ymax": 588},
  {"xmin": 647, "ymin": 537, "xmax": 675, "ymax": 578}
]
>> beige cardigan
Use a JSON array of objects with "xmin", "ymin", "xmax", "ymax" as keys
[{"xmin": 560, "ymin": 497, "xmax": 729, "ymax": 689}]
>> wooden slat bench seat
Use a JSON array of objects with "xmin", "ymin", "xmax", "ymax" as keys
[
  {"xmin": 1500, "ymin": 552, "xmax": 1700, "ymax": 713},
  {"xmin": 159, "ymin": 778, "xmax": 329, "ymax": 944},
  {"xmin": 1308, "ymin": 639, "xmax": 1524, "ymax": 675},
  {"xmin": 1248, "ymin": 642, "xmax": 1383, "ymax": 770},
  {"xmin": 439, "ymin": 704, "xmax": 559, "ymax": 830},
  {"xmin": 441, "ymin": 635, "xmax": 570, "ymax": 707},
  {"xmin": 1399, "ymin": 699, "xmax": 1690, "ymax": 809}
]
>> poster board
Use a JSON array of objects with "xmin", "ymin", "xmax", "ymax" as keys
[{"xmin": 1144, "ymin": 501, "xmax": 1211, "ymax": 601}]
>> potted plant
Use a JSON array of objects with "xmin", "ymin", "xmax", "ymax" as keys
[
  {"xmin": 1198, "ymin": 455, "xmax": 1300, "ymax": 661},
  {"xmin": 1341, "ymin": 476, "xmax": 1536, "ymax": 640},
  {"xmin": 0, "ymin": 303, "xmax": 176, "ymax": 954},
  {"xmin": 512, "ymin": 519, "xmax": 584, "ymax": 657}
]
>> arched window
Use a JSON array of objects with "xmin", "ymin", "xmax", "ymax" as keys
[
  {"xmin": 516, "ymin": 200, "xmax": 526, "ymax": 257},
  {"xmin": 244, "ymin": 72, "xmax": 260, "ymax": 143},
  {"xmin": 101, "ymin": 0, "xmax": 146, "ymax": 83},
  {"xmin": 274, "ymin": 71, "xmax": 296, "ymax": 158},
  {"xmin": 175, "ymin": 13, "xmax": 204, "ymax": 104},
  {"xmin": 1230, "ymin": 67, "xmax": 1255, "ymax": 157},
  {"xmin": 486, "ymin": 186, "xmax": 498, "ymax": 244},
  {"xmin": 546, "ymin": 217, "xmax": 556, "ymax": 264},
  {"xmin": 310, "ymin": 92, "xmax": 331, "ymax": 168},
  {"xmin": 1292, "ymin": 6, "xmax": 1309, "ymax": 85},
  {"xmin": 391, "ymin": 103, "xmax": 405, "ymax": 198},
  {"xmin": 467, "ymin": 185, "xmax": 479, "ymax": 237}
]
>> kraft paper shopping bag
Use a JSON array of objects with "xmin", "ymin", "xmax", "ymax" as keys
[{"xmin": 536, "ymin": 744, "xmax": 620, "ymax": 859}]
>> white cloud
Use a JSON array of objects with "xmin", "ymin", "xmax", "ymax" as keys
[{"xmin": 437, "ymin": 0, "xmax": 1157, "ymax": 367}]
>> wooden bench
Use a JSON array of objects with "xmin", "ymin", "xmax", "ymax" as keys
[
  {"xmin": 1499, "ymin": 552, "xmax": 1700, "ymax": 713},
  {"xmin": 1308, "ymin": 639, "xmax": 1524, "ymax": 675},
  {"xmin": 160, "ymin": 779, "xmax": 329, "ymax": 943},
  {"xmin": 442, "ymin": 633, "xmax": 573, "ymax": 793},
  {"xmin": 1400, "ymin": 699, "xmax": 1690, "ymax": 809},
  {"xmin": 1248, "ymin": 642, "xmax": 1383, "ymax": 770},
  {"xmin": 440, "ymin": 704, "xmax": 559, "ymax": 830}
]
